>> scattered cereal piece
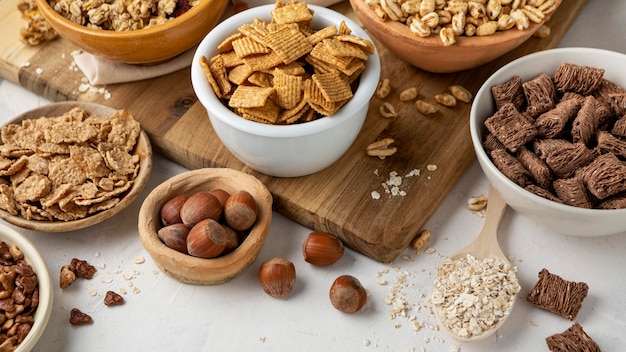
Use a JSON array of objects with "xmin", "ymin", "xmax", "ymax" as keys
[
  {"xmin": 69, "ymin": 308, "xmax": 92, "ymax": 326},
  {"xmin": 104, "ymin": 290, "xmax": 125, "ymax": 306}
]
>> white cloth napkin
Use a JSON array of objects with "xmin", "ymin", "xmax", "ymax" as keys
[{"xmin": 73, "ymin": 0, "xmax": 343, "ymax": 85}]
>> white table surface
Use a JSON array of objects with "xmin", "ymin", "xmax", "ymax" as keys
[{"xmin": 1, "ymin": 1, "xmax": 625, "ymax": 351}]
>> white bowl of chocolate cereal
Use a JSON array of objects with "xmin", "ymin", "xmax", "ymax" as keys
[
  {"xmin": 470, "ymin": 47, "xmax": 626, "ymax": 237},
  {"xmin": 191, "ymin": 1, "xmax": 381, "ymax": 177}
]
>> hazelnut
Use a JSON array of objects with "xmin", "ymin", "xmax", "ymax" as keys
[
  {"xmin": 157, "ymin": 223, "xmax": 190, "ymax": 254},
  {"xmin": 180, "ymin": 191, "xmax": 223, "ymax": 228},
  {"xmin": 160, "ymin": 194, "xmax": 190, "ymax": 226},
  {"xmin": 258, "ymin": 257, "xmax": 296, "ymax": 298},
  {"xmin": 302, "ymin": 231, "xmax": 345, "ymax": 266},
  {"xmin": 329, "ymin": 275, "xmax": 367, "ymax": 313},
  {"xmin": 221, "ymin": 225, "xmax": 239, "ymax": 255},
  {"xmin": 224, "ymin": 190, "xmax": 258, "ymax": 231},
  {"xmin": 186, "ymin": 218, "xmax": 229, "ymax": 259},
  {"xmin": 209, "ymin": 188, "xmax": 231, "ymax": 208}
]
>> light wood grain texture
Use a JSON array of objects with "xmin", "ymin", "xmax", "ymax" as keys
[{"xmin": 0, "ymin": 0, "xmax": 588, "ymax": 262}]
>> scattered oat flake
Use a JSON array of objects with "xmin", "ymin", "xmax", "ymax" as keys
[
  {"xmin": 426, "ymin": 164, "xmax": 438, "ymax": 171},
  {"xmin": 88, "ymin": 290, "xmax": 97, "ymax": 296},
  {"xmin": 132, "ymin": 287, "xmax": 140, "ymax": 294},
  {"xmin": 424, "ymin": 247, "xmax": 436, "ymax": 254},
  {"xmin": 120, "ymin": 288, "xmax": 127, "ymax": 295},
  {"xmin": 371, "ymin": 191, "xmax": 381, "ymax": 200},
  {"xmin": 259, "ymin": 336, "xmax": 266, "ymax": 343},
  {"xmin": 133, "ymin": 256, "xmax": 145, "ymax": 264},
  {"xmin": 362, "ymin": 339, "xmax": 370, "ymax": 346},
  {"xmin": 35, "ymin": 67, "xmax": 43, "ymax": 74},
  {"xmin": 100, "ymin": 276, "xmax": 113, "ymax": 284},
  {"xmin": 530, "ymin": 320, "xmax": 538, "ymax": 327}
]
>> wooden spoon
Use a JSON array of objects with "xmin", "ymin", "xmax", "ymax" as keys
[{"xmin": 433, "ymin": 184, "xmax": 518, "ymax": 342}]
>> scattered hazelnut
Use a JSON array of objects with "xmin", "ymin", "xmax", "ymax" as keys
[
  {"xmin": 302, "ymin": 232, "xmax": 345, "ymax": 266},
  {"xmin": 258, "ymin": 257, "xmax": 296, "ymax": 298},
  {"xmin": 180, "ymin": 191, "xmax": 223, "ymax": 228},
  {"xmin": 157, "ymin": 223, "xmax": 190, "ymax": 254},
  {"xmin": 160, "ymin": 194, "xmax": 190, "ymax": 226},
  {"xmin": 186, "ymin": 218, "xmax": 229, "ymax": 258},
  {"xmin": 224, "ymin": 190, "xmax": 258, "ymax": 231},
  {"xmin": 329, "ymin": 275, "xmax": 367, "ymax": 313}
]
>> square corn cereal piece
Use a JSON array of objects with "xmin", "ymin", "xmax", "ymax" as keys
[
  {"xmin": 243, "ymin": 52, "xmax": 284, "ymax": 71},
  {"xmin": 322, "ymin": 38, "xmax": 368, "ymax": 60},
  {"xmin": 232, "ymin": 36, "xmax": 270, "ymax": 59},
  {"xmin": 229, "ymin": 86, "xmax": 275, "ymax": 109},
  {"xmin": 312, "ymin": 71, "xmax": 353, "ymax": 103},
  {"xmin": 271, "ymin": 1, "xmax": 312, "ymax": 24},
  {"xmin": 309, "ymin": 41, "xmax": 352, "ymax": 70},
  {"xmin": 304, "ymin": 78, "xmax": 336, "ymax": 115},
  {"xmin": 237, "ymin": 22, "xmax": 269, "ymax": 44},
  {"xmin": 262, "ymin": 24, "xmax": 313, "ymax": 65},
  {"xmin": 267, "ymin": 62, "xmax": 306, "ymax": 76},
  {"xmin": 334, "ymin": 34, "xmax": 376, "ymax": 55},
  {"xmin": 337, "ymin": 20, "xmax": 352, "ymax": 35},
  {"xmin": 306, "ymin": 54, "xmax": 339, "ymax": 75},
  {"xmin": 217, "ymin": 32, "xmax": 245, "ymax": 52},
  {"xmin": 484, "ymin": 102, "xmax": 537, "ymax": 153},
  {"xmin": 273, "ymin": 68, "xmax": 303, "ymax": 110},
  {"xmin": 220, "ymin": 51, "xmax": 244, "ymax": 68},
  {"xmin": 200, "ymin": 56, "xmax": 225, "ymax": 98},
  {"xmin": 228, "ymin": 64, "xmax": 254, "ymax": 86},
  {"xmin": 545, "ymin": 323, "xmax": 601, "ymax": 352},
  {"xmin": 247, "ymin": 71, "xmax": 274, "ymax": 87},
  {"xmin": 527, "ymin": 269, "xmax": 589, "ymax": 321},
  {"xmin": 277, "ymin": 99, "xmax": 310, "ymax": 124},
  {"xmin": 307, "ymin": 25, "xmax": 337, "ymax": 45},
  {"xmin": 300, "ymin": 107, "xmax": 318, "ymax": 122},
  {"xmin": 210, "ymin": 55, "xmax": 233, "ymax": 97},
  {"xmin": 338, "ymin": 58, "xmax": 365, "ymax": 78},
  {"xmin": 239, "ymin": 99, "xmax": 280, "ymax": 124}
]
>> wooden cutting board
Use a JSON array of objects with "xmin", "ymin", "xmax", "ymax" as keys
[{"xmin": 0, "ymin": 0, "xmax": 588, "ymax": 262}]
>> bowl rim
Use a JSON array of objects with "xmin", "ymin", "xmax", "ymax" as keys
[
  {"xmin": 35, "ymin": 0, "xmax": 215, "ymax": 38},
  {"xmin": 0, "ymin": 222, "xmax": 53, "ymax": 351},
  {"xmin": 191, "ymin": 4, "xmax": 381, "ymax": 138},
  {"xmin": 349, "ymin": 0, "xmax": 563, "ymax": 48},
  {"xmin": 470, "ymin": 46, "xmax": 626, "ymax": 215},
  {"xmin": 0, "ymin": 101, "xmax": 153, "ymax": 232}
]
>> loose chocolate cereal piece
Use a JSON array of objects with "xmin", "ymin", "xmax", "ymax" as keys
[
  {"xmin": 490, "ymin": 149, "xmax": 533, "ymax": 187},
  {"xmin": 69, "ymin": 308, "xmax": 93, "ymax": 325},
  {"xmin": 482, "ymin": 133, "xmax": 505, "ymax": 153},
  {"xmin": 523, "ymin": 73, "xmax": 556, "ymax": 117},
  {"xmin": 104, "ymin": 290, "xmax": 124, "ymax": 306},
  {"xmin": 610, "ymin": 115, "xmax": 626, "ymax": 137},
  {"xmin": 491, "ymin": 75, "xmax": 526, "ymax": 111},
  {"xmin": 608, "ymin": 92, "xmax": 626, "ymax": 117},
  {"xmin": 554, "ymin": 62, "xmax": 605, "ymax": 96},
  {"xmin": 593, "ymin": 79, "xmax": 626, "ymax": 116},
  {"xmin": 527, "ymin": 269, "xmax": 589, "ymax": 320},
  {"xmin": 535, "ymin": 98, "xmax": 581, "ymax": 139},
  {"xmin": 71, "ymin": 258, "xmax": 96, "ymax": 279},
  {"xmin": 553, "ymin": 177, "xmax": 593, "ymax": 208},
  {"xmin": 524, "ymin": 184, "xmax": 562, "ymax": 203},
  {"xmin": 517, "ymin": 147, "xmax": 553, "ymax": 189},
  {"xmin": 545, "ymin": 323, "xmax": 601, "ymax": 352},
  {"xmin": 571, "ymin": 96, "xmax": 601, "ymax": 145},
  {"xmin": 545, "ymin": 142, "xmax": 594, "ymax": 179},
  {"xmin": 485, "ymin": 103, "xmax": 538, "ymax": 153},
  {"xmin": 577, "ymin": 153, "xmax": 626, "ymax": 200}
]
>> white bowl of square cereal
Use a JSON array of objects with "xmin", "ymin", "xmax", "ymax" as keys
[
  {"xmin": 191, "ymin": 1, "xmax": 381, "ymax": 177},
  {"xmin": 470, "ymin": 47, "xmax": 626, "ymax": 237},
  {"xmin": 0, "ymin": 102, "xmax": 152, "ymax": 232}
]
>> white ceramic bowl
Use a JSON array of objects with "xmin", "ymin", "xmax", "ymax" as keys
[
  {"xmin": 0, "ymin": 223, "xmax": 53, "ymax": 351},
  {"xmin": 191, "ymin": 5, "xmax": 381, "ymax": 177},
  {"xmin": 470, "ymin": 47, "xmax": 626, "ymax": 237}
]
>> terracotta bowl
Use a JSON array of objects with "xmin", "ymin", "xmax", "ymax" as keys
[
  {"xmin": 35, "ymin": 0, "xmax": 229, "ymax": 64},
  {"xmin": 0, "ymin": 222, "xmax": 53, "ymax": 351},
  {"xmin": 138, "ymin": 168, "xmax": 273, "ymax": 285},
  {"xmin": 350, "ymin": 0, "xmax": 562, "ymax": 73},
  {"xmin": 0, "ymin": 101, "xmax": 152, "ymax": 232}
]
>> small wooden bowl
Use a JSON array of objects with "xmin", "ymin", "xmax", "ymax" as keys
[
  {"xmin": 138, "ymin": 168, "xmax": 273, "ymax": 285},
  {"xmin": 0, "ymin": 102, "xmax": 152, "ymax": 232},
  {"xmin": 35, "ymin": 0, "xmax": 229, "ymax": 64},
  {"xmin": 350, "ymin": 0, "xmax": 562, "ymax": 73}
]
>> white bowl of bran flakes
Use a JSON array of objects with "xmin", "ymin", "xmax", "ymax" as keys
[
  {"xmin": 191, "ymin": 2, "xmax": 381, "ymax": 177},
  {"xmin": 471, "ymin": 47, "xmax": 626, "ymax": 237}
]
